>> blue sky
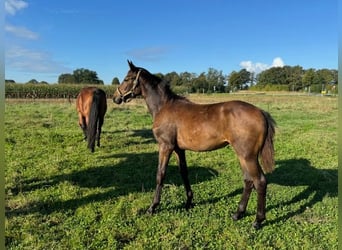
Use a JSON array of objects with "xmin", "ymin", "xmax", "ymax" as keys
[{"xmin": 5, "ymin": 0, "xmax": 337, "ymax": 84}]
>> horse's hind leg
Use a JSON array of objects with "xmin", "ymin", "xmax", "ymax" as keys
[
  {"xmin": 96, "ymin": 124, "xmax": 100, "ymax": 147},
  {"xmin": 232, "ymin": 174, "xmax": 253, "ymax": 221},
  {"xmin": 252, "ymin": 172, "xmax": 267, "ymax": 229},
  {"xmin": 78, "ymin": 114, "xmax": 87, "ymax": 140},
  {"xmin": 234, "ymin": 157, "xmax": 267, "ymax": 229},
  {"xmin": 96, "ymin": 116, "xmax": 104, "ymax": 147},
  {"xmin": 174, "ymin": 147, "xmax": 193, "ymax": 209}
]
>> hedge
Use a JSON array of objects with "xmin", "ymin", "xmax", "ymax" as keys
[{"xmin": 5, "ymin": 83, "xmax": 117, "ymax": 99}]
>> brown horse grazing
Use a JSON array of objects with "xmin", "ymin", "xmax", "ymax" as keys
[
  {"xmin": 76, "ymin": 87, "xmax": 107, "ymax": 152},
  {"xmin": 113, "ymin": 61, "xmax": 276, "ymax": 229}
]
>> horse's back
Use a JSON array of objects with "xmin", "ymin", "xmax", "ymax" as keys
[
  {"xmin": 154, "ymin": 100, "xmax": 266, "ymax": 152},
  {"xmin": 77, "ymin": 87, "xmax": 106, "ymax": 115},
  {"xmin": 221, "ymin": 100, "xmax": 265, "ymax": 129},
  {"xmin": 157, "ymin": 99, "xmax": 265, "ymax": 132}
]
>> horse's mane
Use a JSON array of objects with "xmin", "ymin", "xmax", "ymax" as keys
[
  {"xmin": 160, "ymin": 79, "xmax": 187, "ymax": 102},
  {"xmin": 139, "ymin": 67, "xmax": 188, "ymax": 102}
]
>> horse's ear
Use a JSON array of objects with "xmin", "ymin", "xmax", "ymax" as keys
[{"xmin": 127, "ymin": 60, "xmax": 137, "ymax": 71}]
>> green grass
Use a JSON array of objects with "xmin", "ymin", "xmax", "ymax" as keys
[{"xmin": 5, "ymin": 94, "xmax": 337, "ymax": 249}]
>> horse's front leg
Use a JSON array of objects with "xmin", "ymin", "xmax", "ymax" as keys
[
  {"xmin": 147, "ymin": 144, "xmax": 173, "ymax": 214},
  {"xmin": 174, "ymin": 147, "xmax": 193, "ymax": 209}
]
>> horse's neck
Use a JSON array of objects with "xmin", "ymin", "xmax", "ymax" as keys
[{"xmin": 143, "ymin": 83, "xmax": 168, "ymax": 119}]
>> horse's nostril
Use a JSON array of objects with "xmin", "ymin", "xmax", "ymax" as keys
[{"xmin": 113, "ymin": 97, "xmax": 122, "ymax": 104}]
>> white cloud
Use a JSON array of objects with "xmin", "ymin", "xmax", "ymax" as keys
[
  {"xmin": 240, "ymin": 57, "xmax": 285, "ymax": 74},
  {"xmin": 271, "ymin": 57, "xmax": 285, "ymax": 67},
  {"xmin": 6, "ymin": 45, "xmax": 70, "ymax": 74},
  {"xmin": 239, "ymin": 61, "xmax": 268, "ymax": 74},
  {"xmin": 5, "ymin": 24, "xmax": 39, "ymax": 40},
  {"xmin": 5, "ymin": 0, "xmax": 37, "ymax": 41},
  {"xmin": 126, "ymin": 46, "xmax": 171, "ymax": 61},
  {"xmin": 4, "ymin": 0, "xmax": 69, "ymax": 77},
  {"xmin": 5, "ymin": 0, "xmax": 28, "ymax": 15}
]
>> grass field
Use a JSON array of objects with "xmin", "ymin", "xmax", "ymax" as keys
[{"xmin": 5, "ymin": 93, "xmax": 337, "ymax": 249}]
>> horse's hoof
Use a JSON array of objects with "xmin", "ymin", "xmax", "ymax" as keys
[
  {"xmin": 232, "ymin": 212, "xmax": 244, "ymax": 221},
  {"xmin": 252, "ymin": 221, "xmax": 262, "ymax": 230},
  {"xmin": 185, "ymin": 202, "xmax": 194, "ymax": 210},
  {"xmin": 146, "ymin": 207, "xmax": 155, "ymax": 215}
]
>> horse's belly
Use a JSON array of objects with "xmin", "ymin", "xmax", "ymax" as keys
[
  {"xmin": 187, "ymin": 143, "xmax": 228, "ymax": 152},
  {"xmin": 177, "ymin": 133, "xmax": 228, "ymax": 152}
]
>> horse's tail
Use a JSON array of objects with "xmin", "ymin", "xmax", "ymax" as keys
[
  {"xmin": 87, "ymin": 89, "xmax": 101, "ymax": 152},
  {"xmin": 260, "ymin": 110, "xmax": 276, "ymax": 173}
]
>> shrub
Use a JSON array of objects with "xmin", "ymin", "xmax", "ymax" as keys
[{"xmin": 5, "ymin": 83, "xmax": 117, "ymax": 99}]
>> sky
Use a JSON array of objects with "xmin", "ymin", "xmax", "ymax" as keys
[{"xmin": 5, "ymin": 0, "xmax": 338, "ymax": 84}]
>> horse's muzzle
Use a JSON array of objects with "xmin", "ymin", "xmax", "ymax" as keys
[{"xmin": 113, "ymin": 96, "xmax": 123, "ymax": 104}]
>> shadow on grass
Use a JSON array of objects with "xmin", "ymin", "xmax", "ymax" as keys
[
  {"xmin": 6, "ymin": 151, "xmax": 218, "ymax": 217},
  {"xmin": 191, "ymin": 158, "xmax": 337, "ymax": 226},
  {"xmin": 102, "ymin": 129, "xmax": 156, "ymax": 145},
  {"xmin": 6, "ymin": 156, "xmax": 336, "ymax": 227},
  {"xmin": 263, "ymin": 158, "xmax": 337, "ymax": 226}
]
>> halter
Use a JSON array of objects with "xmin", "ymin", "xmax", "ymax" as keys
[{"xmin": 117, "ymin": 70, "xmax": 142, "ymax": 102}]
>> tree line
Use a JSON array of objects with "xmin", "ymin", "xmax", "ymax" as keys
[
  {"xmin": 6, "ymin": 65, "xmax": 338, "ymax": 94},
  {"xmin": 255, "ymin": 66, "xmax": 337, "ymax": 93},
  {"xmin": 147, "ymin": 66, "xmax": 337, "ymax": 94}
]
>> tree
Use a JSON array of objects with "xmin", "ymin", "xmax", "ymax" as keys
[
  {"xmin": 58, "ymin": 68, "xmax": 103, "ymax": 84},
  {"xmin": 179, "ymin": 72, "xmax": 196, "ymax": 93},
  {"xmin": 315, "ymin": 69, "xmax": 337, "ymax": 85},
  {"xmin": 227, "ymin": 71, "xmax": 239, "ymax": 91},
  {"xmin": 111, "ymin": 77, "xmax": 120, "ymax": 85},
  {"xmin": 206, "ymin": 68, "xmax": 225, "ymax": 92},
  {"xmin": 238, "ymin": 69, "xmax": 251, "ymax": 89},
  {"xmin": 26, "ymin": 79, "xmax": 39, "ymax": 84},
  {"xmin": 228, "ymin": 69, "xmax": 251, "ymax": 91},
  {"xmin": 302, "ymin": 68, "xmax": 315, "ymax": 86},
  {"xmin": 58, "ymin": 73, "xmax": 75, "ymax": 84},
  {"xmin": 287, "ymin": 66, "xmax": 303, "ymax": 91},
  {"xmin": 313, "ymin": 69, "xmax": 338, "ymax": 93},
  {"xmin": 73, "ymin": 68, "xmax": 102, "ymax": 84},
  {"xmin": 179, "ymin": 72, "xmax": 194, "ymax": 84},
  {"xmin": 192, "ymin": 72, "xmax": 208, "ymax": 93},
  {"xmin": 257, "ymin": 67, "xmax": 287, "ymax": 85},
  {"xmin": 164, "ymin": 72, "xmax": 181, "ymax": 86}
]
